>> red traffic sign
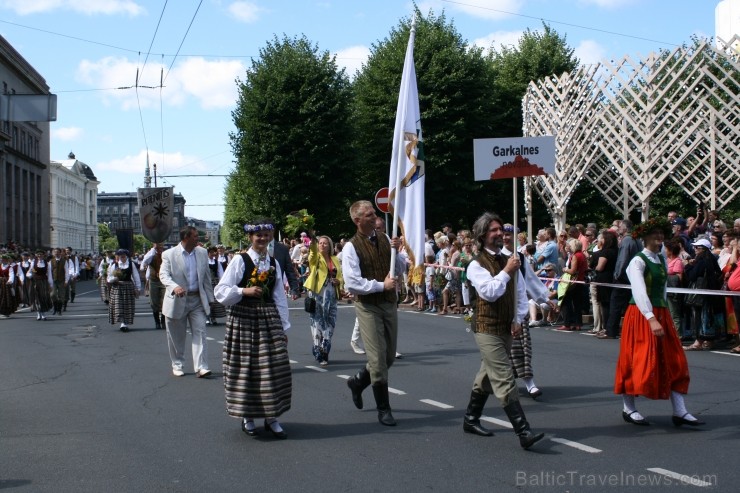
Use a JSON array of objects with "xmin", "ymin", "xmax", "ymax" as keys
[{"xmin": 375, "ymin": 187, "xmax": 390, "ymax": 213}]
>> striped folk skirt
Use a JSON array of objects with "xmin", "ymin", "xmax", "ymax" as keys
[
  {"xmin": 28, "ymin": 277, "xmax": 53, "ymax": 312},
  {"xmin": 99, "ymin": 279, "xmax": 110, "ymax": 303},
  {"xmin": 509, "ymin": 323, "xmax": 533, "ymax": 379},
  {"xmin": 222, "ymin": 301, "xmax": 291, "ymax": 419},
  {"xmin": 209, "ymin": 278, "xmax": 227, "ymax": 318},
  {"xmin": 109, "ymin": 281, "xmax": 136, "ymax": 325}
]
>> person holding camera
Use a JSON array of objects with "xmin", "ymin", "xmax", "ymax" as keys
[{"xmin": 304, "ymin": 232, "xmax": 343, "ymax": 366}]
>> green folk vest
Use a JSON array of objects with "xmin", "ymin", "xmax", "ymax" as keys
[
  {"xmin": 629, "ymin": 252, "xmax": 668, "ymax": 308},
  {"xmin": 350, "ymin": 232, "xmax": 396, "ymax": 305},
  {"xmin": 473, "ymin": 250, "xmax": 516, "ymax": 336}
]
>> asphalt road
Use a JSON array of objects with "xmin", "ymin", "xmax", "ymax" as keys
[{"xmin": 1, "ymin": 280, "xmax": 738, "ymax": 492}]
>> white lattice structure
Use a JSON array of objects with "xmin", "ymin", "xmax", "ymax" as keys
[{"xmin": 523, "ymin": 40, "xmax": 740, "ymax": 230}]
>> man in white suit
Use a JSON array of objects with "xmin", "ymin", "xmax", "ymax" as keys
[{"xmin": 159, "ymin": 226, "xmax": 215, "ymax": 377}]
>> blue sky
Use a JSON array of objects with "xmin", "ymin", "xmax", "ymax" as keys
[{"xmin": 0, "ymin": 0, "xmax": 721, "ymax": 221}]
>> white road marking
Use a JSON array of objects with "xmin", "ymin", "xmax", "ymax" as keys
[
  {"xmin": 337, "ymin": 374, "xmax": 350, "ymax": 380},
  {"xmin": 420, "ymin": 399, "xmax": 454, "ymax": 409},
  {"xmin": 549, "ymin": 437, "xmax": 602, "ymax": 453},
  {"xmin": 306, "ymin": 366, "xmax": 328, "ymax": 373},
  {"xmin": 711, "ymin": 351, "xmax": 740, "ymax": 357},
  {"xmin": 289, "ymin": 360, "xmax": 299, "ymax": 364},
  {"xmin": 388, "ymin": 387, "xmax": 406, "ymax": 395},
  {"xmin": 646, "ymin": 468, "xmax": 713, "ymax": 487},
  {"xmin": 480, "ymin": 416, "xmax": 513, "ymax": 429}
]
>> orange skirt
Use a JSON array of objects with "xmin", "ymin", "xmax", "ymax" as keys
[{"xmin": 614, "ymin": 305, "xmax": 690, "ymax": 400}]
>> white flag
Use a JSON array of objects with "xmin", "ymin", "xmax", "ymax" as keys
[{"xmin": 389, "ymin": 19, "xmax": 425, "ymax": 285}]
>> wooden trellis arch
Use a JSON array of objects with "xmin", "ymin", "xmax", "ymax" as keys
[{"xmin": 522, "ymin": 40, "xmax": 740, "ymax": 230}]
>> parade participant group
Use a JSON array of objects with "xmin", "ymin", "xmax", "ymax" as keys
[{"xmin": 7, "ymin": 201, "xmax": 734, "ymax": 447}]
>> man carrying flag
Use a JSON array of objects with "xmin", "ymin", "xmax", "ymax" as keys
[{"xmin": 344, "ymin": 17, "xmax": 420, "ymax": 428}]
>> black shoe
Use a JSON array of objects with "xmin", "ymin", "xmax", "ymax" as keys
[
  {"xmin": 463, "ymin": 417, "xmax": 493, "ymax": 436},
  {"xmin": 371, "ymin": 383, "xmax": 397, "ymax": 426},
  {"xmin": 672, "ymin": 413, "xmax": 705, "ymax": 427},
  {"xmin": 241, "ymin": 419, "xmax": 257, "ymax": 437},
  {"xmin": 622, "ymin": 410, "xmax": 650, "ymax": 426},
  {"xmin": 347, "ymin": 368, "xmax": 371, "ymax": 410},
  {"xmin": 463, "ymin": 391, "xmax": 493, "ymax": 436},
  {"xmin": 527, "ymin": 388, "xmax": 543, "ymax": 399},
  {"xmin": 503, "ymin": 400, "xmax": 545, "ymax": 449},
  {"xmin": 264, "ymin": 419, "xmax": 287, "ymax": 439},
  {"xmin": 120, "ymin": 325, "xmax": 129, "ymax": 333}
]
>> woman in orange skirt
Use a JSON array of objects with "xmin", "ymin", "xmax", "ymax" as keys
[{"xmin": 614, "ymin": 218, "xmax": 704, "ymax": 427}]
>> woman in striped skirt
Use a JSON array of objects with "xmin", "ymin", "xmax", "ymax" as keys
[
  {"xmin": 28, "ymin": 251, "xmax": 53, "ymax": 320},
  {"xmin": 214, "ymin": 221, "xmax": 291, "ymax": 439},
  {"xmin": 107, "ymin": 249, "xmax": 141, "ymax": 332}
]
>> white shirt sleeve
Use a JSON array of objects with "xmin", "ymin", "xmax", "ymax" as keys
[
  {"xmin": 214, "ymin": 255, "xmax": 291, "ymax": 332},
  {"xmin": 625, "ymin": 253, "xmax": 654, "ymax": 320},
  {"xmin": 468, "ymin": 258, "xmax": 528, "ymax": 324},
  {"xmin": 341, "ymin": 242, "xmax": 384, "ymax": 295}
]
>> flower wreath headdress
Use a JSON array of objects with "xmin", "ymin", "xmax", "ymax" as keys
[{"xmin": 631, "ymin": 217, "xmax": 673, "ymax": 240}]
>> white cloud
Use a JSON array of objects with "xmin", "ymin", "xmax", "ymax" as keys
[
  {"xmin": 0, "ymin": 0, "xmax": 144, "ymax": 16},
  {"xmin": 96, "ymin": 149, "xmax": 205, "ymax": 174},
  {"xmin": 334, "ymin": 45, "xmax": 371, "ymax": 79},
  {"xmin": 228, "ymin": 1, "xmax": 264, "ymax": 23},
  {"xmin": 75, "ymin": 56, "xmax": 245, "ymax": 110},
  {"xmin": 574, "ymin": 39, "xmax": 607, "ymax": 65},
  {"xmin": 473, "ymin": 30, "xmax": 523, "ymax": 55},
  {"xmin": 52, "ymin": 126, "xmax": 84, "ymax": 141}
]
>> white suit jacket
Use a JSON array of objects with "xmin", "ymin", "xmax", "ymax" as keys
[{"xmin": 159, "ymin": 244, "xmax": 215, "ymax": 319}]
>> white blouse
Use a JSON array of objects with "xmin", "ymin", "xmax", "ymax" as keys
[
  {"xmin": 625, "ymin": 248, "xmax": 665, "ymax": 321},
  {"xmin": 214, "ymin": 249, "xmax": 290, "ymax": 332}
]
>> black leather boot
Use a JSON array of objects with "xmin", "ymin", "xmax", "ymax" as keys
[
  {"xmin": 70, "ymin": 291, "xmax": 75, "ymax": 303},
  {"xmin": 463, "ymin": 391, "xmax": 493, "ymax": 436},
  {"xmin": 62, "ymin": 302, "xmax": 67, "ymax": 312},
  {"xmin": 503, "ymin": 400, "xmax": 544, "ymax": 449},
  {"xmin": 372, "ymin": 382, "xmax": 397, "ymax": 426},
  {"xmin": 153, "ymin": 312, "xmax": 162, "ymax": 330},
  {"xmin": 347, "ymin": 367, "xmax": 371, "ymax": 409},
  {"xmin": 160, "ymin": 314, "xmax": 166, "ymax": 330}
]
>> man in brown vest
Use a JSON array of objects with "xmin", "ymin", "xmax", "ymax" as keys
[
  {"xmin": 141, "ymin": 243, "xmax": 166, "ymax": 330},
  {"xmin": 343, "ymin": 200, "xmax": 406, "ymax": 426},
  {"xmin": 463, "ymin": 212, "xmax": 545, "ymax": 449},
  {"xmin": 49, "ymin": 248, "xmax": 70, "ymax": 315}
]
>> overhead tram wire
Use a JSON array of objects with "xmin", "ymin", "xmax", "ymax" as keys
[{"xmin": 163, "ymin": 0, "xmax": 204, "ymax": 84}]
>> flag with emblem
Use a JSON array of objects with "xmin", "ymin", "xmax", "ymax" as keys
[{"xmin": 388, "ymin": 18, "xmax": 425, "ymax": 284}]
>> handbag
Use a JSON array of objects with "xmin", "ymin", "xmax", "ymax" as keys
[
  {"xmin": 304, "ymin": 295, "xmax": 316, "ymax": 314},
  {"xmin": 304, "ymin": 245, "xmax": 320, "ymax": 314},
  {"xmin": 684, "ymin": 276, "xmax": 706, "ymax": 307},
  {"xmin": 444, "ymin": 269, "xmax": 453, "ymax": 281}
]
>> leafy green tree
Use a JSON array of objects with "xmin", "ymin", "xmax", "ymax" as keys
[
  {"xmin": 227, "ymin": 35, "xmax": 354, "ymax": 240},
  {"xmin": 98, "ymin": 223, "xmax": 117, "ymax": 253},
  {"xmin": 352, "ymin": 9, "xmax": 499, "ymax": 229},
  {"xmin": 487, "ymin": 22, "xmax": 580, "ymax": 139},
  {"xmin": 134, "ymin": 234, "xmax": 150, "ymax": 255}
]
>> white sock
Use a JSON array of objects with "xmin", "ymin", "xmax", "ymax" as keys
[
  {"xmin": 670, "ymin": 391, "xmax": 695, "ymax": 419},
  {"xmin": 622, "ymin": 394, "xmax": 644, "ymax": 420},
  {"xmin": 523, "ymin": 377, "xmax": 536, "ymax": 392},
  {"xmin": 266, "ymin": 418, "xmax": 283, "ymax": 433},
  {"xmin": 243, "ymin": 418, "xmax": 255, "ymax": 431}
]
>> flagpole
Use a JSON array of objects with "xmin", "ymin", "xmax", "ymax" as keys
[{"xmin": 389, "ymin": 16, "xmax": 416, "ymax": 277}]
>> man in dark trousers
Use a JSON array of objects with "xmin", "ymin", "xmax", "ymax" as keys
[{"xmin": 599, "ymin": 219, "xmax": 642, "ymax": 340}]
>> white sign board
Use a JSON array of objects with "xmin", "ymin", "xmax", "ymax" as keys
[{"xmin": 473, "ymin": 136, "xmax": 556, "ymax": 181}]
